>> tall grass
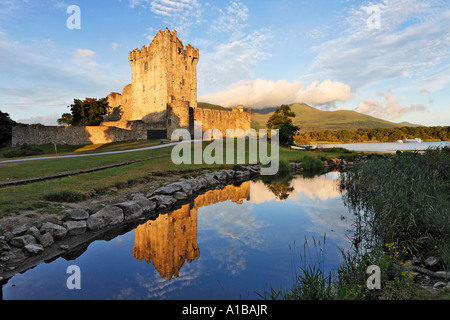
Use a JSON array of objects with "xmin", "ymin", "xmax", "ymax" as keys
[
  {"xmin": 340, "ymin": 146, "xmax": 450, "ymax": 268},
  {"xmin": 258, "ymin": 147, "xmax": 450, "ymax": 300}
]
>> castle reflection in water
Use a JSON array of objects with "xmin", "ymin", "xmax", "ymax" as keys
[{"xmin": 132, "ymin": 181, "xmax": 251, "ymax": 280}]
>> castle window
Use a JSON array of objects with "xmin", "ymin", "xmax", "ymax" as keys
[
  {"xmin": 144, "ymin": 62, "xmax": 148, "ymax": 71},
  {"xmin": 185, "ymin": 66, "xmax": 188, "ymax": 70},
  {"xmin": 167, "ymin": 118, "xmax": 172, "ymax": 125},
  {"xmin": 178, "ymin": 48, "xmax": 181, "ymax": 54}
]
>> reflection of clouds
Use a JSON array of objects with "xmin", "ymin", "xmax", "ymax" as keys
[
  {"xmin": 251, "ymin": 172, "xmax": 344, "ymax": 204},
  {"xmin": 250, "ymin": 172, "xmax": 352, "ymax": 248},
  {"xmin": 198, "ymin": 201, "xmax": 264, "ymax": 248},
  {"xmin": 208, "ymin": 241, "xmax": 247, "ymax": 276},
  {"xmin": 303, "ymin": 200, "xmax": 352, "ymax": 247},
  {"xmin": 198, "ymin": 200, "xmax": 265, "ymax": 276},
  {"xmin": 134, "ymin": 262, "xmax": 203, "ymax": 299}
]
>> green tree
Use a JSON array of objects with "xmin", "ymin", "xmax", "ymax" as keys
[
  {"xmin": 58, "ymin": 98, "xmax": 110, "ymax": 126},
  {"xmin": 266, "ymin": 104, "xmax": 300, "ymax": 146},
  {"xmin": 0, "ymin": 110, "xmax": 17, "ymax": 146},
  {"xmin": 57, "ymin": 113, "xmax": 73, "ymax": 126}
]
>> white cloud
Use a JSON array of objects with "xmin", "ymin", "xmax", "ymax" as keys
[
  {"xmin": 310, "ymin": 0, "xmax": 450, "ymax": 89},
  {"xmin": 199, "ymin": 79, "xmax": 355, "ymax": 109},
  {"xmin": 74, "ymin": 49, "xmax": 97, "ymax": 68},
  {"xmin": 130, "ymin": 0, "xmax": 202, "ymax": 35},
  {"xmin": 18, "ymin": 112, "xmax": 60, "ymax": 126},
  {"xmin": 356, "ymin": 88, "xmax": 427, "ymax": 119},
  {"xmin": 211, "ymin": 0, "xmax": 249, "ymax": 36},
  {"xmin": 75, "ymin": 48, "xmax": 95, "ymax": 58},
  {"xmin": 111, "ymin": 43, "xmax": 119, "ymax": 50},
  {"xmin": 198, "ymin": 28, "xmax": 273, "ymax": 93},
  {"xmin": 0, "ymin": 33, "xmax": 126, "ymax": 120}
]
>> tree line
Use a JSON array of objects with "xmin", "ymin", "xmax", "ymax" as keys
[{"xmin": 295, "ymin": 126, "xmax": 450, "ymax": 144}]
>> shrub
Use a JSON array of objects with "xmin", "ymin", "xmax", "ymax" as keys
[
  {"xmin": 278, "ymin": 159, "xmax": 291, "ymax": 172},
  {"xmin": 43, "ymin": 190, "xmax": 86, "ymax": 202},
  {"xmin": 302, "ymin": 155, "xmax": 323, "ymax": 170},
  {"xmin": 3, "ymin": 144, "xmax": 44, "ymax": 158},
  {"xmin": 232, "ymin": 164, "xmax": 244, "ymax": 171}
]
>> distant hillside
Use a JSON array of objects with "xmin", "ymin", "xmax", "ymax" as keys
[
  {"xmin": 250, "ymin": 103, "xmax": 422, "ymax": 132},
  {"xmin": 197, "ymin": 102, "xmax": 229, "ymax": 111}
]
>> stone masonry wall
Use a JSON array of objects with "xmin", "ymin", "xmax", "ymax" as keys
[
  {"xmin": 12, "ymin": 126, "xmax": 147, "ymax": 147},
  {"xmin": 194, "ymin": 107, "xmax": 251, "ymax": 138}
]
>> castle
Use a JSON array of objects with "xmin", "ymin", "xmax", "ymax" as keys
[{"xmin": 12, "ymin": 28, "xmax": 251, "ymax": 146}]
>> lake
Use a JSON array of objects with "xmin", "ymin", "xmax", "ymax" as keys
[
  {"xmin": 1, "ymin": 171, "xmax": 353, "ymax": 300},
  {"xmin": 317, "ymin": 141, "xmax": 450, "ymax": 152}
]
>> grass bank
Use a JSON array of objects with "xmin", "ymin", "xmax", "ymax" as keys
[{"xmin": 0, "ymin": 139, "xmax": 361, "ymax": 216}]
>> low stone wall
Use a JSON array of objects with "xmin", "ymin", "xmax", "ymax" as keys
[
  {"xmin": 0, "ymin": 165, "xmax": 261, "ymax": 281},
  {"xmin": 11, "ymin": 126, "xmax": 147, "ymax": 146}
]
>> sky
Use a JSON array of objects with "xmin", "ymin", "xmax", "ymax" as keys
[{"xmin": 0, "ymin": 0, "xmax": 449, "ymax": 126}]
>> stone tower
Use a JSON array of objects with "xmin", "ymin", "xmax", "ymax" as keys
[{"xmin": 104, "ymin": 28, "xmax": 199, "ymax": 136}]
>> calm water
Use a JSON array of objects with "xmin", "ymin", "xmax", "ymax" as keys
[
  {"xmin": 2, "ymin": 171, "xmax": 353, "ymax": 300},
  {"xmin": 318, "ymin": 141, "xmax": 450, "ymax": 152}
]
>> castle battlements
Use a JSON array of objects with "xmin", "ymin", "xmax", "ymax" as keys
[{"xmin": 129, "ymin": 28, "xmax": 199, "ymax": 63}]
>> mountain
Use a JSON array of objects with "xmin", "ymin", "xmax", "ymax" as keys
[{"xmin": 249, "ymin": 103, "xmax": 422, "ymax": 132}]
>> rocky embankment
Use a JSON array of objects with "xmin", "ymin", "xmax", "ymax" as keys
[{"xmin": 0, "ymin": 166, "xmax": 260, "ymax": 282}]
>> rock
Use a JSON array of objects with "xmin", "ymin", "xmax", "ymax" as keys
[
  {"xmin": 11, "ymin": 225, "xmax": 29, "ymax": 236},
  {"xmin": 154, "ymin": 183, "xmax": 182, "ymax": 195},
  {"xmin": 10, "ymin": 235, "xmax": 37, "ymax": 248},
  {"xmin": 132, "ymin": 194, "xmax": 157, "ymax": 212},
  {"xmin": 433, "ymin": 281, "xmax": 447, "ymax": 289},
  {"xmin": 0, "ymin": 239, "xmax": 11, "ymax": 252},
  {"xmin": 0, "ymin": 252, "xmax": 12, "ymax": 262},
  {"xmin": 173, "ymin": 191, "xmax": 188, "ymax": 200},
  {"xmin": 213, "ymin": 171, "xmax": 228, "ymax": 181},
  {"xmin": 195, "ymin": 176, "xmax": 209, "ymax": 188},
  {"xmin": 23, "ymin": 244, "xmax": 44, "ymax": 255},
  {"xmin": 60, "ymin": 245, "xmax": 69, "ymax": 250},
  {"xmin": 425, "ymin": 256, "xmax": 438, "ymax": 267},
  {"xmin": 4, "ymin": 232, "xmax": 13, "ymax": 243},
  {"xmin": 64, "ymin": 209, "xmax": 90, "ymax": 221},
  {"xmin": 185, "ymin": 178, "xmax": 202, "ymax": 192},
  {"xmin": 435, "ymin": 271, "xmax": 450, "ymax": 278},
  {"xmin": 149, "ymin": 195, "xmax": 177, "ymax": 208},
  {"xmin": 173, "ymin": 181, "xmax": 193, "ymax": 196},
  {"xmin": 87, "ymin": 205, "xmax": 124, "ymax": 231},
  {"xmin": 63, "ymin": 220, "xmax": 87, "ymax": 236},
  {"xmin": 26, "ymin": 226, "xmax": 41, "ymax": 238},
  {"xmin": 40, "ymin": 222, "xmax": 67, "ymax": 239},
  {"xmin": 115, "ymin": 201, "xmax": 144, "ymax": 220},
  {"xmin": 39, "ymin": 232, "xmax": 54, "ymax": 248},
  {"xmin": 201, "ymin": 174, "xmax": 220, "ymax": 185},
  {"xmin": 234, "ymin": 170, "xmax": 250, "ymax": 181},
  {"xmin": 26, "ymin": 226, "xmax": 54, "ymax": 247}
]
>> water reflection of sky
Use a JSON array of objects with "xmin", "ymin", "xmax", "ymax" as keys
[{"xmin": 2, "ymin": 172, "xmax": 353, "ymax": 300}]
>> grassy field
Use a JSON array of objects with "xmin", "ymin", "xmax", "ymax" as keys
[{"xmin": 0, "ymin": 139, "xmax": 361, "ymax": 215}]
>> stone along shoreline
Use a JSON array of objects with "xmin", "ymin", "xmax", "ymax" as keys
[{"xmin": 0, "ymin": 166, "xmax": 261, "ymax": 283}]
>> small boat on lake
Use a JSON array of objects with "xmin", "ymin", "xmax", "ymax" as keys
[{"xmin": 403, "ymin": 138, "xmax": 422, "ymax": 143}]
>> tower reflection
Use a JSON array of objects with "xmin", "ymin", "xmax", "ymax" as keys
[{"xmin": 132, "ymin": 181, "xmax": 251, "ymax": 280}]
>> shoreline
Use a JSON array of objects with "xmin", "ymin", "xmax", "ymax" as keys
[{"xmin": 0, "ymin": 165, "xmax": 262, "ymax": 283}]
